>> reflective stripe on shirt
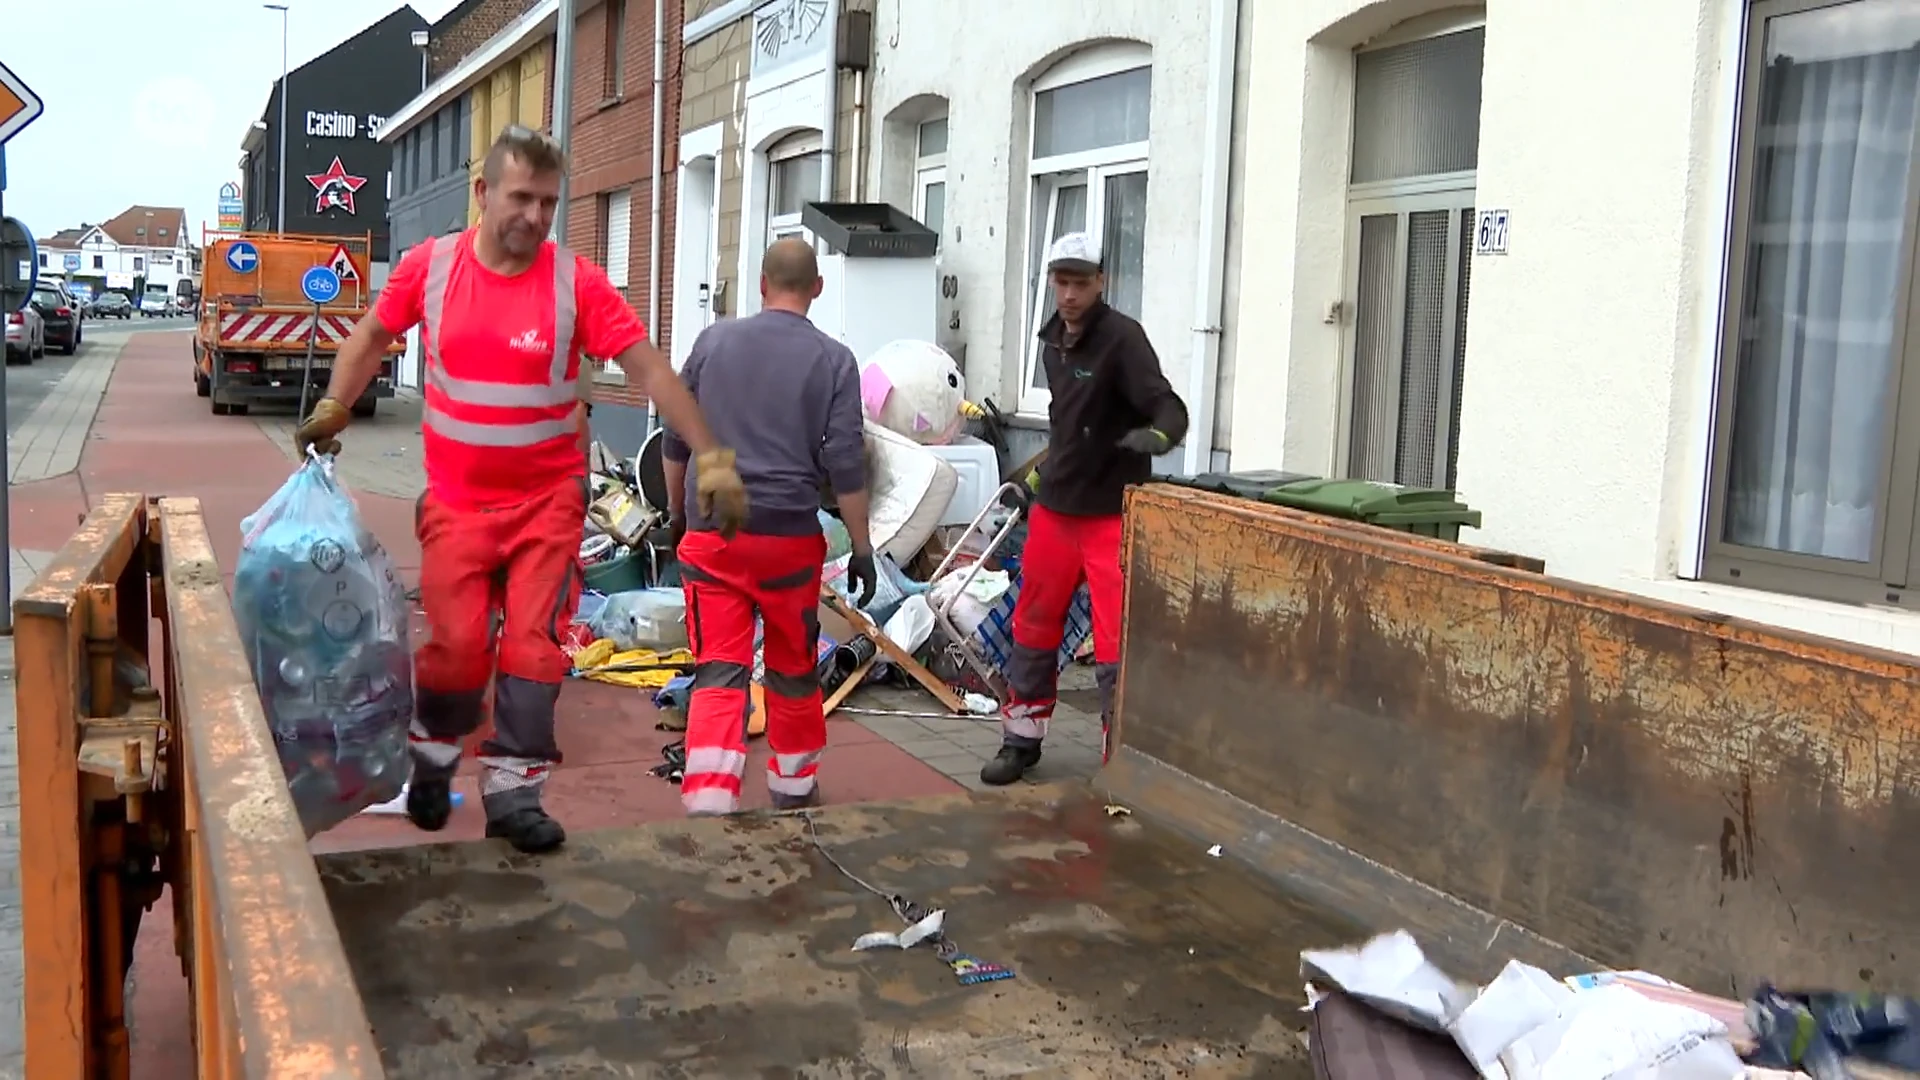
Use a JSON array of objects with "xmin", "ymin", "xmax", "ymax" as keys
[{"xmin": 419, "ymin": 234, "xmax": 579, "ymax": 447}]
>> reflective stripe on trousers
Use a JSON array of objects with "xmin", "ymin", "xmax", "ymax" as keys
[
  {"xmin": 767, "ymin": 749, "xmax": 822, "ymax": 797},
  {"xmin": 677, "ymin": 531, "xmax": 829, "ymax": 816},
  {"xmin": 681, "ymin": 744, "xmax": 750, "ymax": 816},
  {"xmin": 419, "ymin": 234, "xmax": 580, "ymax": 448}
]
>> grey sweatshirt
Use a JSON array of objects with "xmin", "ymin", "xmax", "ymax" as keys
[{"xmin": 661, "ymin": 310, "xmax": 867, "ymax": 536}]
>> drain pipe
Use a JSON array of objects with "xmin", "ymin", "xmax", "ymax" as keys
[
  {"xmin": 645, "ymin": 0, "xmax": 666, "ymax": 433},
  {"xmin": 1180, "ymin": 0, "xmax": 1240, "ymax": 476},
  {"xmin": 552, "ymin": 0, "xmax": 578, "ymax": 244},
  {"xmin": 648, "ymin": 0, "xmax": 665, "ymax": 342},
  {"xmin": 818, "ymin": 0, "xmax": 841, "ymax": 208},
  {"xmin": 850, "ymin": 69, "xmax": 866, "ymax": 199}
]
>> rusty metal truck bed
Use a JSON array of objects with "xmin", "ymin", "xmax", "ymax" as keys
[
  {"xmin": 317, "ymin": 783, "xmax": 1354, "ymax": 1078},
  {"xmin": 19, "ymin": 486, "xmax": 1920, "ymax": 1077}
]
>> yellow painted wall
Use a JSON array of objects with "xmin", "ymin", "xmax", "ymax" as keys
[{"xmin": 466, "ymin": 41, "xmax": 554, "ymax": 225}]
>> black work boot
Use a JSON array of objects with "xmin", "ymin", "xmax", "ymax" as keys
[
  {"xmin": 486, "ymin": 806, "xmax": 568, "ymax": 854},
  {"xmin": 980, "ymin": 744, "xmax": 1042, "ymax": 786},
  {"xmin": 770, "ymin": 787, "xmax": 821, "ymax": 812},
  {"xmin": 406, "ymin": 776, "xmax": 454, "ymax": 832}
]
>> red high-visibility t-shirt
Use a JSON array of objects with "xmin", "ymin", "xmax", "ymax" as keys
[{"xmin": 376, "ymin": 231, "xmax": 647, "ymax": 510}]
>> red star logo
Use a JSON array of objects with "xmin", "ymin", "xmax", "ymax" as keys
[{"xmin": 305, "ymin": 156, "xmax": 368, "ymax": 215}]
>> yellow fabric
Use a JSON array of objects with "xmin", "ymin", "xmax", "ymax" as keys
[{"xmin": 572, "ymin": 639, "xmax": 695, "ymax": 689}]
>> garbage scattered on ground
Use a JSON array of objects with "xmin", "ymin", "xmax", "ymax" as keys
[
  {"xmin": 1103, "ymin": 804, "xmax": 1132, "ymax": 817},
  {"xmin": 648, "ymin": 740, "xmax": 686, "ymax": 784},
  {"xmin": 1206, "ymin": 844, "xmax": 1223, "ymax": 857},
  {"xmin": 571, "ymin": 396, "xmax": 1098, "ymax": 733},
  {"xmin": 233, "ymin": 451, "xmax": 411, "ymax": 837},
  {"xmin": 570, "ymin": 639, "xmax": 694, "ymax": 688},
  {"xmin": 803, "ymin": 812, "xmax": 1016, "ymax": 988},
  {"xmin": 853, "ymin": 908, "xmax": 945, "ymax": 951},
  {"xmin": 1296, "ymin": 929, "xmax": 1914, "ymax": 1080}
]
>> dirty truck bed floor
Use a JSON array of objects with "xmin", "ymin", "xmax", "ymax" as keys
[{"xmin": 317, "ymin": 784, "xmax": 1362, "ymax": 1078}]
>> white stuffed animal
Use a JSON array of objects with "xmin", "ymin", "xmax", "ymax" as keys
[{"xmin": 859, "ymin": 339, "xmax": 973, "ymax": 445}]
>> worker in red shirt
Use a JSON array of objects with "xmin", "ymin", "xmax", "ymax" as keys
[
  {"xmin": 663, "ymin": 238, "xmax": 877, "ymax": 815},
  {"xmin": 294, "ymin": 125, "xmax": 749, "ymax": 852},
  {"xmin": 985, "ymin": 232, "xmax": 1188, "ymax": 786}
]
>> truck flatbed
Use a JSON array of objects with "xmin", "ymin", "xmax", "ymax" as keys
[
  {"xmin": 318, "ymin": 784, "xmax": 1352, "ymax": 1077},
  {"xmin": 22, "ymin": 487, "xmax": 1920, "ymax": 1078}
]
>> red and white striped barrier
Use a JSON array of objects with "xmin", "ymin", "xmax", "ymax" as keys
[{"xmin": 218, "ymin": 311, "xmax": 357, "ymax": 346}]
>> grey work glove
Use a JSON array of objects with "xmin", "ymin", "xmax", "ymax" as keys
[{"xmin": 846, "ymin": 552, "xmax": 878, "ymax": 608}]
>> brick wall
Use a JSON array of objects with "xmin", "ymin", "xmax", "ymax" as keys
[
  {"xmin": 680, "ymin": 2, "xmax": 751, "ymax": 321},
  {"xmin": 427, "ymin": 0, "xmax": 544, "ymax": 81},
  {"xmin": 568, "ymin": 0, "xmax": 685, "ymax": 408}
]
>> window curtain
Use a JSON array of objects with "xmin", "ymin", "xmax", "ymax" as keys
[{"xmin": 1726, "ymin": 31, "xmax": 1920, "ymax": 562}]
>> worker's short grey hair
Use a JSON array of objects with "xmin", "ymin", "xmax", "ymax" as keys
[{"xmin": 483, "ymin": 124, "xmax": 567, "ymax": 183}]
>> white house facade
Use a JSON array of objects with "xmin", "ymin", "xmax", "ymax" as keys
[
  {"xmin": 862, "ymin": 0, "xmax": 1241, "ymax": 472},
  {"xmin": 1228, "ymin": 0, "xmax": 1920, "ymax": 655},
  {"xmin": 37, "ymin": 223, "xmax": 194, "ymax": 294}
]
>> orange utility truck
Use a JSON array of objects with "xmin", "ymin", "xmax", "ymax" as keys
[{"xmin": 194, "ymin": 229, "xmax": 402, "ymax": 417}]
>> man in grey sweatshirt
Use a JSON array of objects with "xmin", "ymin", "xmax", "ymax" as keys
[{"xmin": 661, "ymin": 238, "xmax": 878, "ymax": 815}]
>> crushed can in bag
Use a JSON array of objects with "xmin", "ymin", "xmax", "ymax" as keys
[{"xmin": 232, "ymin": 453, "xmax": 413, "ymax": 837}]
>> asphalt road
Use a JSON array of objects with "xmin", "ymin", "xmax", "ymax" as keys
[{"xmin": 4, "ymin": 315, "xmax": 194, "ymax": 436}]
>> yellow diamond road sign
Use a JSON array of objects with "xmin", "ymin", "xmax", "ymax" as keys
[{"xmin": 0, "ymin": 60, "xmax": 45, "ymax": 146}]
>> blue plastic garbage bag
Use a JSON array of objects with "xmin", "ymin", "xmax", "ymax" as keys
[{"xmin": 233, "ymin": 454, "xmax": 414, "ymax": 837}]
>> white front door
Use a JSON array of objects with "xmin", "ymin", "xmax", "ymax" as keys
[{"xmin": 673, "ymin": 155, "xmax": 719, "ymax": 370}]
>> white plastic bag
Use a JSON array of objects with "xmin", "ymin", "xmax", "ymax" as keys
[
  {"xmin": 233, "ymin": 455, "xmax": 413, "ymax": 837},
  {"xmin": 1299, "ymin": 930, "xmax": 1475, "ymax": 1034},
  {"xmin": 592, "ymin": 587, "xmax": 689, "ymax": 651},
  {"xmin": 882, "ymin": 594, "xmax": 936, "ymax": 654}
]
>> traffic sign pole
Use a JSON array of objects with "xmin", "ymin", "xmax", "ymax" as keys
[{"xmin": 298, "ymin": 302, "xmax": 320, "ymax": 421}]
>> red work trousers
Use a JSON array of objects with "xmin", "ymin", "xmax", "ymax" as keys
[
  {"xmin": 1002, "ymin": 505, "xmax": 1124, "ymax": 756},
  {"xmin": 677, "ymin": 530, "xmax": 827, "ymax": 816},
  {"xmin": 409, "ymin": 478, "xmax": 585, "ymax": 818}
]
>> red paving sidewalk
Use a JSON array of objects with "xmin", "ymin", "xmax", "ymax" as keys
[{"xmin": 23, "ymin": 334, "xmax": 962, "ymax": 1075}]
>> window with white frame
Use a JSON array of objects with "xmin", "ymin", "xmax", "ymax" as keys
[
  {"xmin": 915, "ymin": 116, "xmax": 948, "ymax": 249},
  {"xmin": 766, "ymin": 130, "xmax": 824, "ymax": 244},
  {"xmin": 1022, "ymin": 44, "xmax": 1151, "ymax": 413}
]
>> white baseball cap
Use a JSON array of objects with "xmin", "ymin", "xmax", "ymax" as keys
[{"xmin": 1046, "ymin": 232, "xmax": 1102, "ymax": 273}]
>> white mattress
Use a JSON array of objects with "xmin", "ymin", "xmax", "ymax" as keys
[{"xmin": 865, "ymin": 420, "xmax": 958, "ymax": 563}]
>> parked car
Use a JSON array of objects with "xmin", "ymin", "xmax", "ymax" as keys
[
  {"xmin": 139, "ymin": 285, "xmax": 173, "ymax": 318},
  {"xmin": 32, "ymin": 286, "xmax": 82, "ymax": 355},
  {"xmin": 91, "ymin": 292, "xmax": 133, "ymax": 319},
  {"xmin": 5, "ymin": 302, "xmax": 43, "ymax": 364}
]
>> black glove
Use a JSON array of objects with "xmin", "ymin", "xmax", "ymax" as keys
[
  {"xmin": 847, "ymin": 551, "xmax": 878, "ymax": 608},
  {"xmin": 1116, "ymin": 427, "xmax": 1170, "ymax": 456}
]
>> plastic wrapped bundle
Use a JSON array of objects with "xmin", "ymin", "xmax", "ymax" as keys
[{"xmin": 233, "ymin": 455, "xmax": 414, "ymax": 837}]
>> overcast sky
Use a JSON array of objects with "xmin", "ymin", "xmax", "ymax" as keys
[{"xmin": 4, "ymin": 0, "xmax": 460, "ymax": 243}]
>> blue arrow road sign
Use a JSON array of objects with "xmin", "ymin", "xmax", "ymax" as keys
[
  {"xmin": 301, "ymin": 265, "xmax": 341, "ymax": 305},
  {"xmin": 62, "ymin": 252, "xmax": 79, "ymax": 273},
  {"xmin": 226, "ymin": 240, "xmax": 259, "ymax": 274}
]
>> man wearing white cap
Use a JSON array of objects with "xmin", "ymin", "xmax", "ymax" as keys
[{"xmin": 984, "ymin": 231, "xmax": 1189, "ymax": 786}]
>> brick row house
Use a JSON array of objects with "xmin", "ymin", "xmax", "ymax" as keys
[{"xmin": 562, "ymin": 0, "xmax": 686, "ymax": 443}]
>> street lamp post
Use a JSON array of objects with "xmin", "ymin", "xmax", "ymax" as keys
[
  {"xmin": 411, "ymin": 29, "xmax": 429, "ymax": 92},
  {"xmin": 265, "ymin": 3, "xmax": 290, "ymax": 235}
]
